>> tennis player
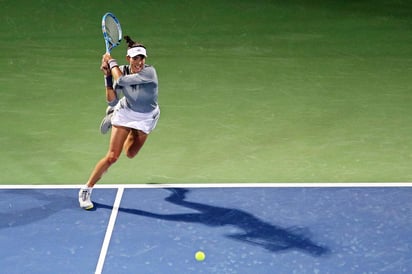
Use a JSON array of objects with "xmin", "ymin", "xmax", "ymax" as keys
[{"xmin": 79, "ymin": 36, "xmax": 160, "ymax": 209}]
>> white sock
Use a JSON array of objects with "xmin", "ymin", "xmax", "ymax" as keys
[{"xmin": 82, "ymin": 185, "xmax": 93, "ymax": 193}]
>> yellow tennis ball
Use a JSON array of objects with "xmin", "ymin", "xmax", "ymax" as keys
[{"xmin": 195, "ymin": 251, "xmax": 206, "ymax": 261}]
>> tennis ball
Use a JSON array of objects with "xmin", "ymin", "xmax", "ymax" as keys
[{"xmin": 195, "ymin": 251, "xmax": 206, "ymax": 261}]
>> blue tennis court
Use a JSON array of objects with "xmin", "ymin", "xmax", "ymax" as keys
[{"xmin": 1, "ymin": 184, "xmax": 411, "ymax": 273}]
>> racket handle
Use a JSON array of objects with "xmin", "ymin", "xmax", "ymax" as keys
[{"xmin": 105, "ymin": 40, "xmax": 111, "ymax": 53}]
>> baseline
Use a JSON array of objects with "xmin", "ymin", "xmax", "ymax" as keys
[{"xmin": 0, "ymin": 182, "xmax": 412, "ymax": 189}]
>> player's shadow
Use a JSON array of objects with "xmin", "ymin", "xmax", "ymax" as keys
[{"xmin": 99, "ymin": 188, "xmax": 330, "ymax": 256}]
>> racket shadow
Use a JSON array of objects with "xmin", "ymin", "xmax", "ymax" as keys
[{"xmin": 95, "ymin": 188, "xmax": 330, "ymax": 257}]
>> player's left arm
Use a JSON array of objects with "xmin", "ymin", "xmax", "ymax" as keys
[{"xmin": 117, "ymin": 66, "xmax": 157, "ymax": 86}]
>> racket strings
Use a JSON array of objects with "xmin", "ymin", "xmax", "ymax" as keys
[{"xmin": 105, "ymin": 17, "xmax": 120, "ymax": 44}]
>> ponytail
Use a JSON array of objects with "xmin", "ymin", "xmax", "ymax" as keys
[{"xmin": 124, "ymin": 35, "xmax": 145, "ymax": 49}]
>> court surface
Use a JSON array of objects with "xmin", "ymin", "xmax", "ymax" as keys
[{"xmin": 1, "ymin": 183, "xmax": 411, "ymax": 274}]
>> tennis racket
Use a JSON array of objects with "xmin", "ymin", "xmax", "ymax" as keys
[{"xmin": 101, "ymin": 12, "xmax": 122, "ymax": 53}]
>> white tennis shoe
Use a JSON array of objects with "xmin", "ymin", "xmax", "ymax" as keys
[
  {"xmin": 78, "ymin": 188, "xmax": 94, "ymax": 210},
  {"xmin": 100, "ymin": 106, "xmax": 114, "ymax": 134}
]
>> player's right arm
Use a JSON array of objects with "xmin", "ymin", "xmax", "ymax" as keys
[{"xmin": 101, "ymin": 54, "xmax": 118, "ymax": 105}]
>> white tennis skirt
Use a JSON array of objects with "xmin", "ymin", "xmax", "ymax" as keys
[{"xmin": 111, "ymin": 103, "xmax": 160, "ymax": 134}]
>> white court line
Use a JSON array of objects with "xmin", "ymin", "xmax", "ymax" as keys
[
  {"xmin": 95, "ymin": 187, "xmax": 124, "ymax": 274},
  {"xmin": 1, "ymin": 182, "xmax": 412, "ymax": 189}
]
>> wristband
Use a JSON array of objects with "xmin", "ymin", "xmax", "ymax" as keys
[
  {"xmin": 108, "ymin": 59, "xmax": 119, "ymax": 70},
  {"xmin": 104, "ymin": 75, "xmax": 113, "ymax": 88}
]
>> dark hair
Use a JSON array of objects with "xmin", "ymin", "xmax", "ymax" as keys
[{"xmin": 124, "ymin": 35, "xmax": 145, "ymax": 49}]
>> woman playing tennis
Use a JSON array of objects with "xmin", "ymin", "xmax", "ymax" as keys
[{"xmin": 79, "ymin": 36, "xmax": 160, "ymax": 209}]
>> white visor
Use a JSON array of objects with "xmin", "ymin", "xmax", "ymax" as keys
[{"xmin": 127, "ymin": 47, "xmax": 147, "ymax": 57}]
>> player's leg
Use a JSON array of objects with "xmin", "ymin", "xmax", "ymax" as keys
[
  {"xmin": 123, "ymin": 129, "xmax": 148, "ymax": 159},
  {"xmin": 88, "ymin": 125, "xmax": 130, "ymax": 186},
  {"xmin": 79, "ymin": 125, "xmax": 130, "ymax": 209}
]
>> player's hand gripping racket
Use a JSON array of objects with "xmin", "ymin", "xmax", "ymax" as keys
[{"xmin": 101, "ymin": 12, "xmax": 122, "ymax": 53}]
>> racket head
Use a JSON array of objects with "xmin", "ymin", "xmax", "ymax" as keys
[{"xmin": 102, "ymin": 12, "xmax": 122, "ymax": 53}]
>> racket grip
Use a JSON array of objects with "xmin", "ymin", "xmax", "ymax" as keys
[
  {"xmin": 104, "ymin": 75, "xmax": 113, "ymax": 88},
  {"xmin": 108, "ymin": 59, "xmax": 119, "ymax": 70}
]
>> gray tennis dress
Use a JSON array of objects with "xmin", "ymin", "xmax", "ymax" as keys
[{"xmin": 109, "ymin": 64, "xmax": 160, "ymax": 133}]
